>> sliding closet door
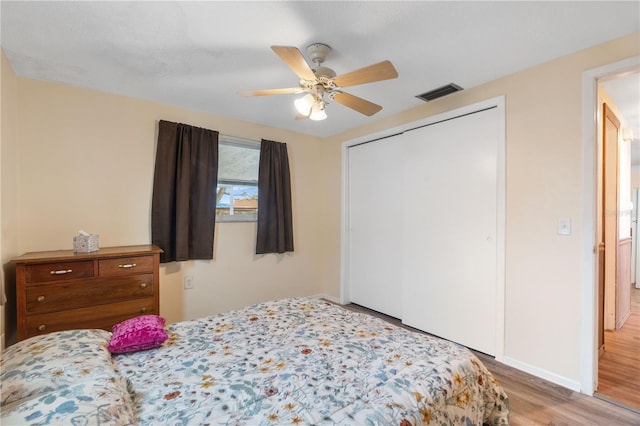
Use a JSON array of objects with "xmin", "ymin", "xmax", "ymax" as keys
[
  {"xmin": 348, "ymin": 137, "xmax": 403, "ymax": 318},
  {"xmin": 401, "ymin": 107, "xmax": 498, "ymax": 355}
]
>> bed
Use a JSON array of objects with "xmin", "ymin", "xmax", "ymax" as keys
[{"xmin": 1, "ymin": 297, "xmax": 509, "ymax": 425}]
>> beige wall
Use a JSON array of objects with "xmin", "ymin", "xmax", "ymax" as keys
[
  {"xmin": 1, "ymin": 51, "xmax": 20, "ymax": 348},
  {"xmin": 633, "ymin": 170, "xmax": 640, "ymax": 191},
  {"xmin": 633, "ymin": 169, "xmax": 640, "ymax": 189},
  {"xmin": 9, "ymin": 75, "xmax": 329, "ymax": 328},
  {"xmin": 2, "ymin": 33, "xmax": 639, "ymax": 389}
]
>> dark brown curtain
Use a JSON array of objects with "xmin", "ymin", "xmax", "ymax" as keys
[
  {"xmin": 256, "ymin": 139, "xmax": 294, "ymax": 254},
  {"xmin": 151, "ymin": 120, "xmax": 219, "ymax": 263}
]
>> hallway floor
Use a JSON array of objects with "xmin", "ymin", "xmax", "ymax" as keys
[{"xmin": 596, "ymin": 285, "xmax": 640, "ymax": 410}]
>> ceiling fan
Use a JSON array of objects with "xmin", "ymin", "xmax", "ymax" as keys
[{"xmin": 238, "ymin": 43, "xmax": 398, "ymax": 121}]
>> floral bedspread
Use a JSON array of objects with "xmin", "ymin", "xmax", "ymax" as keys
[{"xmin": 116, "ymin": 297, "xmax": 509, "ymax": 425}]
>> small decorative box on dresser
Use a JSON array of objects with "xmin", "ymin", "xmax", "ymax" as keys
[{"xmin": 13, "ymin": 244, "xmax": 163, "ymax": 341}]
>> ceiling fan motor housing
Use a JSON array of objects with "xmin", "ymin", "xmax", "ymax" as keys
[
  {"xmin": 314, "ymin": 66, "xmax": 336, "ymax": 79},
  {"xmin": 306, "ymin": 43, "xmax": 336, "ymax": 80},
  {"xmin": 306, "ymin": 43, "xmax": 331, "ymax": 64}
]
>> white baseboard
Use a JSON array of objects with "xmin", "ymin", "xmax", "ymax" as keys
[
  {"xmin": 503, "ymin": 356, "xmax": 581, "ymax": 392},
  {"xmin": 311, "ymin": 293, "xmax": 341, "ymax": 304}
]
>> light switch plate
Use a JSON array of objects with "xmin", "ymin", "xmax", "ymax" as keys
[{"xmin": 558, "ymin": 218, "xmax": 571, "ymax": 236}]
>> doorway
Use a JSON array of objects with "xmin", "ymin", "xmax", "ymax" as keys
[{"xmin": 593, "ymin": 69, "xmax": 640, "ymax": 410}]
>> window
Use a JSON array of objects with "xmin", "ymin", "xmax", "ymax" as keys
[{"xmin": 216, "ymin": 137, "xmax": 260, "ymax": 222}]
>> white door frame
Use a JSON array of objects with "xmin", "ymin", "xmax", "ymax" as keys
[
  {"xmin": 340, "ymin": 96, "xmax": 506, "ymax": 361},
  {"xmin": 580, "ymin": 56, "xmax": 640, "ymax": 395}
]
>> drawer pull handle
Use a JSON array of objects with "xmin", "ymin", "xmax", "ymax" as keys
[
  {"xmin": 140, "ymin": 307, "xmax": 147, "ymax": 313},
  {"xmin": 140, "ymin": 283, "xmax": 147, "ymax": 289},
  {"xmin": 50, "ymin": 269, "xmax": 72, "ymax": 275},
  {"xmin": 38, "ymin": 324, "xmax": 46, "ymax": 331},
  {"xmin": 118, "ymin": 263, "xmax": 137, "ymax": 269},
  {"xmin": 37, "ymin": 295, "xmax": 45, "ymax": 302}
]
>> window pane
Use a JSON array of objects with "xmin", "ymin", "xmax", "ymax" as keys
[
  {"xmin": 216, "ymin": 139, "xmax": 260, "ymax": 221},
  {"xmin": 218, "ymin": 143, "xmax": 259, "ymax": 183},
  {"xmin": 216, "ymin": 184, "xmax": 258, "ymax": 216}
]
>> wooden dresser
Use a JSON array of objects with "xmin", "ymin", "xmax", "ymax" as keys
[{"xmin": 13, "ymin": 244, "xmax": 163, "ymax": 341}]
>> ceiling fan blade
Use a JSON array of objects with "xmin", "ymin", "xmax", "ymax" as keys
[
  {"xmin": 238, "ymin": 87, "xmax": 304, "ymax": 96},
  {"xmin": 333, "ymin": 60, "xmax": 398, "ymax": 88},
  {"xmin": 332, "ymin": 92, "xmax": 383, "ymax": 116},
  {"xmin": 271, "ymin": 46, "xmax": 317, "ymax": 81}
]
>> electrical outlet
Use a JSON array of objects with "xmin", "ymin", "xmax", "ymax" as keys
[{"xmin": 184, "ymin": 275, "xmax": 194, "ymax": 290}]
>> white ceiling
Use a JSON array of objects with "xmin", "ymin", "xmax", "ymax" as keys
[{"xmin": 1, "ymin": 1, "xmax": 639, "ymax": 139}]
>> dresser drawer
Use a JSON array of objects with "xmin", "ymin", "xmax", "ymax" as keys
[
  {"xmin": 25, "ymin": 260, "xmax": 94, "ymax": 284},
  {"xmin": 99, "ymin": 255, "xmax": 154, "ymax": 276},
  {"xmin": 26, "ymin": 274, "xmax": 155, "ymax": 314},
  {"xmin": 25, "ymin": 298, "xmax": 157, "ymax": 338}
]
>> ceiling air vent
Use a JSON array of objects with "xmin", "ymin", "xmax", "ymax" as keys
[{"xmin": 416, "ymin": 83, "xmax": 463, "ymax": 102}]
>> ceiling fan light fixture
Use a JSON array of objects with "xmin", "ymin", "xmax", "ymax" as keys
[
  {"xmin": 294, "ymin": 93, "xmax": 314, "ymax": 115},
  {"xmin": 309, "ymin": 101, "xmax": 327, "ymax": 121}
]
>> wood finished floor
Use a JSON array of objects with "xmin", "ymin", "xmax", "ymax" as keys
[
  {"xmin": 343, "ymin": 303, "xmax": 640, "ymax": 425},
  {"xmin": 596, "ymin": 286, "xmax": 640, "ymax": 410}
]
